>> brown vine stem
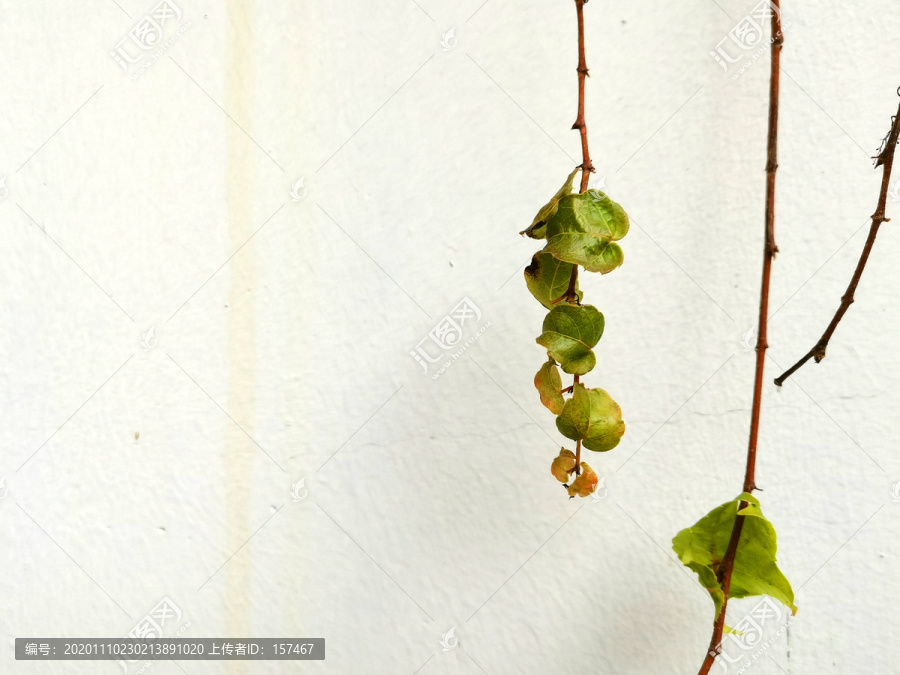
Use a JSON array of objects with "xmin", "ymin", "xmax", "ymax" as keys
[
  {"xmin": 697, "ymin": 4, "xmax": 782, "ymax": 674},
  {"xmin": 575, "ymin": 439, "xmax": 583, "ymax": 475},
  {"xmin": 774, "ymin": 95, "xmax": 900, "ymax": 386},
  {"xmin": 556, "ymin": 0, "xmax": 593, "ymax": 307},
  {"xmin": 573, "ymin": 0, "xmax": 594, "ymax": 194},
  {"xmin": 569, "ymin": 0, "xmax": 593, "ymax": 477}
]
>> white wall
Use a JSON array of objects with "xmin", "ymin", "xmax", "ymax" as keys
[{"xmin": 2, "ymin": 0, "xmax": 900, "ymax": 673}]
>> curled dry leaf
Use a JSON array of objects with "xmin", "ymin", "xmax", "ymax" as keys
[
  {"xmin": 521, "ymin": 167, "xmax": 579, "ymax": 239},
  {"xmin": 535, "ymin": 359, "xmax": 566, "ymax": 415},
  {"xmin": 566, "ymin": 462, "xmax": 599, "ymax": 498},
  {"xmin": 551, "ymin": 448, "xmax": 577, "ymax": 482}
]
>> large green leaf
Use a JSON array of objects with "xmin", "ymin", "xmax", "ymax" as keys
[
  {"xmin": 521, "ymin": 167, "xmax": 579, "ymax": 239},
  {"xmin": 535, "ymin": 305, "xmax": 604, "ymax": 376},
  {"xmin": 672, "ymin": 493, "xmax": 797, "ymax": 624},
  {"xmin": 543, "ymin": 191, "xmax": 629, "ymax": 273},
  {"xmin": 555, "ymin": 383, "xmax": 625, "ymax": 451},
  {"xmin": 524, "ymin": 251, "xmax": 582, "ymax": 309},
  {"xmin": 534, "ymin": 360, "xmax": 565, "ymax": 415}
]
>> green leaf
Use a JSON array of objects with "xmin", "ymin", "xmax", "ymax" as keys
[
  {"xmin": 524, "ymin": 252, "xmax": 582, "ymax": 309},
  {"xmin": 536, "ymin": 304, "xmax": 604, "ymax": 376},
  {"xmin": 521, "ymin": 167, "xmax": 579, "ymax": 239},
  {"xmin": 535, "ymin": 360, "xmax": 565, "ymax": 415},
  {"xmin": 735, "ymin": 492, "xmax": 765, "ymax": 519},
  {"xmin": 672, "ymin": 494, "xmax": 797, "ymax": 624},
  {"xmin": 543, "ymin": 191, "xmax": 629, "ymax": 273},
  {"xmin": 555, "ymin": 383, "xmax": 625, "ymax": 452}
]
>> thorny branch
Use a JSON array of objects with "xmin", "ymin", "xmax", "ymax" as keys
[
  {"xmin": 774, "ymin": 93, "xmax": 900, "ymax": 386},
  {"xmin": 697, "ymin": 3, "xmax": 782, "ymax": 673},
  {"xmin": 566, "ymin": 0, "xmax": 594, "ymax": 475}
]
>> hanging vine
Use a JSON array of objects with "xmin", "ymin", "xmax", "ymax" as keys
[
  {"xmin": 671, "ymin": 4, "xmax": 796, "ymax": 674},
  {"xmin": 522, "ymin": 0, "xmax": 629, "ymax": 498}
]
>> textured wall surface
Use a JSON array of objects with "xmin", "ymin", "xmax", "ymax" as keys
[{"xmin": 2, "ymin": 1, "xmax": 900, "ymax": 673}]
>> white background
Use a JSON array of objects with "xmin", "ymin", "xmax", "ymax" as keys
[{"xmin": 2, "ymin": 0, "xmax": 900, "ymax": 673}]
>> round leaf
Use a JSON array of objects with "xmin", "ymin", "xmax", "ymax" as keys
[
  {"xmin": 524, "ymin": 252, "xmax": 582, "ymax": 309},
  {"xmin": 555, "ymin": 383, "xmax": 625, "ymax": 452},
  {"xmin": 536, "ymin": 305, "xmax": 604, "ymax": 376},
  {"xmin": 543, "ymin": 191, "xmax": 629, "ymax": 273}
]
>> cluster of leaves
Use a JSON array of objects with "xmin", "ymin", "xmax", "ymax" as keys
[
  {"xmin": 672, "ymin": 493, "xmax": 797, "ymax": 627},
  {"xmin": 522, "ymin": 167, "xmax": 629, "ymax": 497}
]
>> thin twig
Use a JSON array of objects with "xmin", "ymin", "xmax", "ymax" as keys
[
  {"xmin": 569, "ymin": 0, "xmax": 593, "ymax": 475},
  {"xmin": 564, "ymin": 264, "xmax": 580, "ymax": 304},
  {"xmin": 573, "ymin": 0, "xmax": 594, "ymax": 193},
  {"xmin": 774, "ymin": 95, "xmax": 900, "ymax": 386},
  {"xmin": 575, "ymin": 439, "xmax": 582, "ymax": 475},
  {"xmin": 697, "ymin": 4, "xmax": 782, "ymax": 674}
]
